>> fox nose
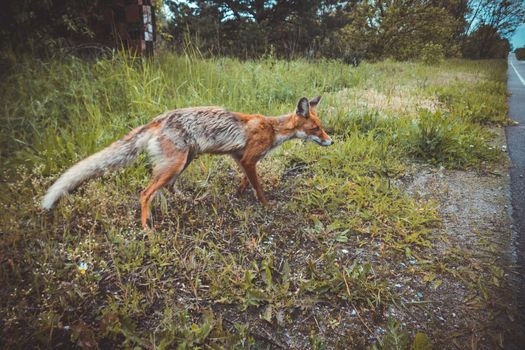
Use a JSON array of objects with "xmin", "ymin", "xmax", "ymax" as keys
[{"xmin": 322, "ymin": 138, "xmax": 333, "ymax": 146}]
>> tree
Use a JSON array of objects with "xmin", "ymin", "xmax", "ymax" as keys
[
  {"xmin": 464, "ymin": 0, "xmax": 525, "ymax": 58},
  {"xmin": 337, "ymin": 0, "xmax": 468, "ymax": 61},
  {"xmin": 0, "ymin": 0, "xmax": 102, "ymax": 54},
  {"xmin": 164, "ymin": 0, "xmax": 520, "ymax": 60},
  {"xmin": 165, "ymin": 0, "xmax": 353, "ymax": 58},
  {"xmin": 463, "ymin": 24, "xmax": 511, "ymax": 58}
]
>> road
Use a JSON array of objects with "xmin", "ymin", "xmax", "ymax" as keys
[{"xmin": 507, "ymin": 53, "xmax": 525, "ymax": 348}]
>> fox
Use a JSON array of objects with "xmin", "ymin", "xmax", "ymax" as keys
[{"xmin": 41, "ymin": 96, "xmax": 333, "ymax": 229}]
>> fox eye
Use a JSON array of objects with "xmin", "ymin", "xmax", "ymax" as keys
[{"xmin": 311, "ymin": 127, "xmax": 320, "ymax": 131}]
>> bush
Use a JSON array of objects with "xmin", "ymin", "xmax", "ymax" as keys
[{"xmin": 516, "ymin": 48, "xmax": 525, "ymax": 60}]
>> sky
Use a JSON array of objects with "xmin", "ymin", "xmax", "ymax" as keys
[{"xmin": 512, "ymin": 24, "xmax": 525, "ymax": 49}]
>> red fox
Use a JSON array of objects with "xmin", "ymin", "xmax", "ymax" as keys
[{"xmin": 42, "ymin": 96, "xmax": 333, "ymax": 229}]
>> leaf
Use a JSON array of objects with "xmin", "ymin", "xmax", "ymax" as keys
[
  {"xmin": 334, "ymin": 232, "xmax": 349, "ymax": 243},
  {"xmin": 432, "ymin": 279, "xmax": 443, "ymax": 290},
  {"xmin": 412, "ymin": 332, "xmax": 432, "ymax": 350},
  {"xmin": 381, "ymin": 319, "xmax": 409, "ymax": 350},
  {"xmin": 243, "ymin": 289, "xmax": 267, "ymax": 309},
  {"xmin": 281, "ymin": 260, "xmax": 291, "ymax": 292},
  {"xmin": 263, "ymin": 260, "xmax": 273, "ymax": 291},
  {"xmin": 261, "ymin": 305, "xmax": 272, "ymax": 323}
]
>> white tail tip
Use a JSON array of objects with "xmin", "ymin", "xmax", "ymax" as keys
[{"xmin": 41, "ymin": 188, "xmax": 66, "ymax": 209}]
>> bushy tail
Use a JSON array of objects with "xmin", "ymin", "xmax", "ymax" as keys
[{"xmin": 41, "ymin": 127, "xmax": 152, "ymax": 209}]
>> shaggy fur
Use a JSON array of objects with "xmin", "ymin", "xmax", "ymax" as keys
[{"xmin": 42, "ymin": 97, "xmax": 332, "ymax": 229}]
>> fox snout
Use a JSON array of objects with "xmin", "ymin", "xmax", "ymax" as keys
[
  {"xmin": 317, "ymin": 136, "xmax": 333, "ymax": 147},
  {"xmin": 307, "ymin": 134, "xmax": 333, "ymax": 146},
  {"xmin": 320, "ymin": 137, "xmax": 333, "ymax": 147}
]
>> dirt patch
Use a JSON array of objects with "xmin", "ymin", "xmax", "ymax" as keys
[{"xmin": 395, "ymin": 128, "xmax": 524, "ymax": 349}]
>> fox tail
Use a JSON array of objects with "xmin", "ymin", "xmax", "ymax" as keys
[{"xmin": 41, "ymin": 127, "xmax": 152, "ymax": 209}]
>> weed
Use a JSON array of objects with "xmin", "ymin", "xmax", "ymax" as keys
[
  {"xmin": 0, "ymin": 52, "xmax": 508, "ymax": 348},
  {"xmin": 404, "ymin": 110, "xmax": 498, "ymax": 167}
]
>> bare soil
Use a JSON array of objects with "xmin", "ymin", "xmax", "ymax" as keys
[{"xmin": 397, "ymin": 129, "xmax": 522, "ymax": 349}]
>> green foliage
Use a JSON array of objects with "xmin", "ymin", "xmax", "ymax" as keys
[
  {"xmin": 404, "ymin": 110, "xmax": 498, "ymax": 167},
  {"xmin": 462, "ymin": 25, "xmax": 511, "ymax": 59},
  {"xmin": 165, "ymin": 0, "xmax": 523, "ymax": 61},
  {"xmin": 420, "ymin": 43, "xmax": 445, "ymax": 65},
  {"xmin": 101, "ymin": 306, "xmax": 253, "ymax": 349},
  {"xmin": 309, "ymin": 332, "xmax": 326, "ymax": 350},
  {"xmin": 338, "ymin": 1, "xmax": 465, "ymax": 61},
  {"xmin": 0, "ymin": 0, "xmax": 103, "ymax": 67},
  {"xmin": 0, "ymin": 52, "xmax": 507, "ymax": 348},
  {"xmin": 370, "ymin": 319, "xmax": 433, "ymax": 350},
  {"xmin": 166, "ymin": 0, "xmax": 353, "ymax": 59},
  {"xmin": 3, "ymin": 0, "xmax": 523, "ymax": 65},
  {"xmin": 463, "ymin": 0, "xmax": 524, "ymax": 59},
  {"xmin": 378, "ymin": 319, "xmax": 410, "ymax": 350},
  {"xmin": 433, "ymin": 78, "xmax": 509, "ymax": 126}
]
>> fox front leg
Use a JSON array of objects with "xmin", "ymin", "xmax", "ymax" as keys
[{"xmin": 239, "ymin": 160, "xmax": 268, "ymax": 204}]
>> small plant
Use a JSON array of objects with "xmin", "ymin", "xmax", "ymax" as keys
[
  {"xmin": 404, "ymin": 110, "xmax": 498, "ymax": 168},
  {"xmin": 370, "ymin": 319, "xmax": 432, "ymax": 350},
  {"xmin": 420, "ymin": 42, "xmax": 444, "ymax": 65},
  {"xmin": 309, "ymin": 332, "xmax": 326, "ymax": 350}
]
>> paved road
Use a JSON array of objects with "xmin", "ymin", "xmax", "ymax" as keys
[
  {"xmin": 508, "ymin": 54, "xmax": 525, "ymax": 235},
  {"xmin": 506, "ymin": 53, "xmax": 525, "ymax": 348}
]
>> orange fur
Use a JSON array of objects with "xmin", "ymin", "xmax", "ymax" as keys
[{"xmin": 41, "ymin": 97, "xmax": 332, "ymax": 230}]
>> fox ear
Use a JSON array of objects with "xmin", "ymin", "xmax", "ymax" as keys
[
  {"xmin": 296, "ymin": 97, "xmax": 310, "ymax": 117},
  {"xmin": 309, "ymin": 96, "xmax": 322, "ymax": 107}
]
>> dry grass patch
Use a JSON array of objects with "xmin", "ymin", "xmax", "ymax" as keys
[{"xmin": 333, "ymin": 87, "xmax": 441, "ymax": 116}]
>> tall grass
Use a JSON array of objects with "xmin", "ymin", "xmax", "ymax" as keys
[
  {"xmin": 0, "ymin": 51, "xmax": 508, "ymax": 349},
  {"xmin": 0, "ymin": 53, "xmax": 357, "ymax": 173}
]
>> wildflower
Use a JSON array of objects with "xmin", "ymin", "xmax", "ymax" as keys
[{"xmin": 78, "ymin": 261, "xmax": 88, "ymax": 275}]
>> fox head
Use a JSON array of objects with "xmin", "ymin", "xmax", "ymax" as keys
[{"xmin": 293, "ymin": 96, "xmax": 333, "ymax": 146}]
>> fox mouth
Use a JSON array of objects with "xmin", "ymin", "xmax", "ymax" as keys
[{"xmin": 312, "ymin": 138, "xmax": 332, "ymax": 147}]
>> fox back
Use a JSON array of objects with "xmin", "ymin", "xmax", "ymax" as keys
[{"xmin": 153, "ymin": 107, "xmax": 246, "ymax": 154}]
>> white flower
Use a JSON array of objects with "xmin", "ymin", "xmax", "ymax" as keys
[{"xmin": 78, "ymin": 262, "xmax": 88, "ymax": 275}]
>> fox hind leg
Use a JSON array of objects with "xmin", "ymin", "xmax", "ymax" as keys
[
  {"xmin": 141, "ymin": 141, "xmax": 190, "ymax": 229},
  {"xmin": 231, "ymin": 155, "xmax": 249, "ymax": 195},
  {"xmin": 238, "ymin": 176, "xmax": 249, "ymax": 195}
]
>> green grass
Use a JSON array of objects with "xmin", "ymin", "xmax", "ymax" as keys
[{"xmin": 0, "ymin": 51, "xmax": 509, "ymax": 348}]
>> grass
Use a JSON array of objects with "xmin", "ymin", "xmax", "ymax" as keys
[{"xmin": 0, "ymin": 51, "xmax": 510, "ymax": 348}]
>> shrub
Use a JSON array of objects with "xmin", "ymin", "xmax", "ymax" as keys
[{"xmin": 420, "ymin": 43, "xmax": 445, "ymax": 65}]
